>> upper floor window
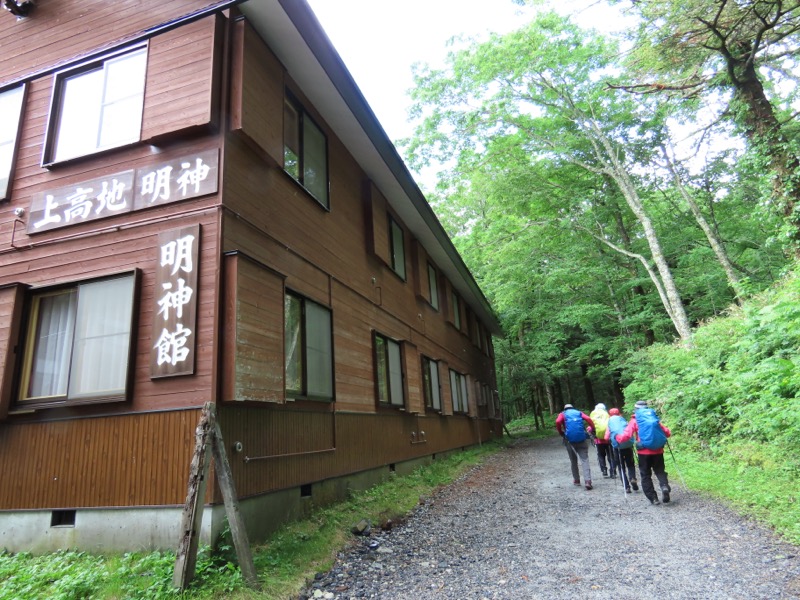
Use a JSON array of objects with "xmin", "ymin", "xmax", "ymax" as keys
[
  {"xmin": 421, "ymin": 356, "xmax": 441, "ymax": 412},
  {"xmin": 451, "ymin": 291, "xmax": 462, "ymax": 330},
  {"xmin": 374, "ymin": 332, "xmax": 404, "ymax": 408},
  {"xmin": 0, "ymin": 84, "xmax": 25, "ymax": 201},
  {"xmin": 284, "ymin": 94, "xmax": 329, "ymax": 208},
  {"xmin": 449, "ymin": 369, "xmax": 469, "ymax": 414},
  {"xmin": 46, "ymin": 47, "xmax": 148, "ymax": 164},
  {"xmin": 388, "ymin": 215, "xmax": 406, "ymax": 280},
  {"xmin": 18, "ymin": 272, "xmax": 138, "ymax": 407},
  {"xmin": 285, "ymin": 291, "xmax": 333, "ymax": 401},
  {"xmin": 427, "ymin": 263, "xmax": 439, "ymax": 310}
]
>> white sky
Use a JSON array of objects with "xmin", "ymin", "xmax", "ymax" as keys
[{"xmin": 306, "ymin": 0, "xmax": 629, "ymax": 142}]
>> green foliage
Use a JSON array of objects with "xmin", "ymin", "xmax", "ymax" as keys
[{"xmin": 623, "ymin": 268, "xmax": 800, "ymax": 455}]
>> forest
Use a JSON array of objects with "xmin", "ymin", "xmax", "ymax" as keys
[{"xmin": 403, "ymin": 0, "xmax": 800, "ymax": 520}]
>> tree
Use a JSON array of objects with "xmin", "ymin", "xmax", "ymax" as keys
[{"xmin": 406, "ymin": 12, "xmax": 695, "ymax": 343}]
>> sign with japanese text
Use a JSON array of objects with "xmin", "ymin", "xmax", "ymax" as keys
[
  {"xmin": 27, "ymin": 149, "xmax": 219, "ymax": 234},
  {"xmin": 150, "ymin": 224, "xmax": 200, "ymax": 379}
]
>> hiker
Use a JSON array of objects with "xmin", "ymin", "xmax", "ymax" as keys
[
  {"xmin": 555, "ymin": 404, "xmax": 595, "ymax": 490},
  {"xmin": 589, "ymin": 403, "xmax": 614, "ymax": 478},
  {"xmin": 605, "ymin": 408, "xmax": 638, "ymax": 493},
  {"xmin": 615, "ymin": 400, "xmax": 672, "ymax": 505}
]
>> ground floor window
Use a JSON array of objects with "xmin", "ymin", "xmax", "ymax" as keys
[
  {"xmin": 449, "ymin": 369, "xmax": 469, "ymax": 414},
  {"xmin": 285, "ymin": 291, "xmax": 333, "ymax": 401},
  {"xmin": 422, "ymin": 356, "xmax": 441, "ymax": 411},
  {"xmin": 374, "ymin": 332, "xmax": 404, "ymax": 408},
  {"xmin": 18, "ymin": 272, "xmax": 138, "ymax": 406}
]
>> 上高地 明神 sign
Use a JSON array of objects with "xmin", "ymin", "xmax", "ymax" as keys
[{"xmin": 27, "ymin": 149, "xmax": 218, "ymax": 234}]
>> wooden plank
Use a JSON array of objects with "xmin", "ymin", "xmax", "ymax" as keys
[
  {"xmin": 173, "ymin": 402, "xmax": 215, "ymax": 591},
  {"xmin": 211, "ymin": 421, "xmax": 259, "ymax": 589}
]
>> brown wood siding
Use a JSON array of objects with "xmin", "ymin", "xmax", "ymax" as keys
[
  {"xmin": 222, "ymin": 253, "xmax": 285, "ymax": 403},
  {"xmin": 141, "ymin": 14, "xmax": 222, "ymax": 142},
  {"xmin": 368, "ymin": 183, "xmax": 391, "ymax": 266},
  {"xmin": 0, "ymin": 0, "xmax": 225, "ymax": 84},
  {"xmin": 0, "ymin": 408, "xmax": 199, "ymax": 509},
  {"xmin": 229, "ymin": 18, "xmax": 284, "ymax": 163},
  {"xmin": 217, "ymin": 406, "xmax": 480, "ymax": 502}
]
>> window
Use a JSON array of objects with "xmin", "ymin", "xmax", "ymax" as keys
[
  {"xmin": 374, "ymin": 332, "xmax": 404, "ymax": 407},
  {"xmin": 427, "ymin": 263, "xmax": 439, "ymax": 310},
  {"xmin": 285, "ymin": 292, "xmax": 333, "ymax": 401},
  {"xmin": 18, "ymin": 273, "xmax": 138, "ymax": 406},
  {"xmin": 421, "ymin": 356, "xmax": 441, "ymax": 411},
  {"xmin": 0, "ymin": 84, "xmax": 25, "ymax": 201},
  {"xmin": 451, "ymin": 291, "xmax": 461, "ymax": 330},
  {"xmin": 47, "ymin": 47, "xmax": 147, "ymax": 163},
  {"xmin": 284, "ymin": 94, "xmax": 329, "ymax": 208},
  {"xmin": 449, "ymin": 369, "xmax": 469, "ymax": 414},
  {"xmin": 388, "ymin": 215, "xmax": 406, "ymax": 280}
]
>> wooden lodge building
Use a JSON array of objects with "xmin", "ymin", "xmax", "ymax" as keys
[{"xmin": 0, "ymin": 0, "xmax": 502, "ymax": 552}]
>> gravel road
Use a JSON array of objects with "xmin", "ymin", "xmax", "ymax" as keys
[{"xmin": 301, "ymin": 435, "xmax": 800, "ymax": 599}]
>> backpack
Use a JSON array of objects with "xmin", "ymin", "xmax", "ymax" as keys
[
  {"xmin": 590, "ymin": 408, "xmax": 610, "ymax": 439},
  {"xmin": 563, "ymin": 408, "xmax": 587, "ymax": 443},
  {"xmin": 607, "ymin": 415, "xmax": 633, "ymax": 449},
  {"xmin": 635, "ymin": 408, "xmax": 667, "ymax": 450}
]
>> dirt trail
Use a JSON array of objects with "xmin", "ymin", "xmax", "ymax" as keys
[{"xmin": 302, "ymin": 436, "xmax": 800, "ymax": 599}]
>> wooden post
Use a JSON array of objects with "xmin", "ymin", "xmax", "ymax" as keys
[
  {"xmin": 173, "ymin": 402, "xmax": 215, "ymax": 590},
  {"xmin": 173, "ymin": 404, "xmax": 259, "ymax": 591},
  {"xmin": 211, "ymin": 421, "xmax": 259, "ymax": 589}
]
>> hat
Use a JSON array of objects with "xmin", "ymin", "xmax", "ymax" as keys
[
  {"xmin": 595, "ymin": 403, "xmax": 606, "ymax": 411},
  {"xmin": 634, "ymin": 400, "xmax": 648, "ymax": 409},
  {"xmin": 563, "ymin": 404, "xmax": 573, "ymax": 410},
  {"xmin": 609, "ymin": 408, "xmax": 620, "ymax": 416}
]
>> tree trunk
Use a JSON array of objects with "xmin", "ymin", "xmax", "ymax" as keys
[{"xmin": 581, "ymin": 363, "xmax": 595, "ymax": 406}]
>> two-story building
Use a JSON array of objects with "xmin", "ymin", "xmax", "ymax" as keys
[{"xmin": 0, "ymin": 0, "xmax": 502, "ymax": 552}]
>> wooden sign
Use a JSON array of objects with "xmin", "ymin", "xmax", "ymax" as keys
[
  {"xmin": 27, "ymin": 149, "xmax": 219, "ymax": 234},
  {"xmin": 151, "ymin": 224, "xmax": 200, "ymax": 379},
  {"xmin": 28, "ymin": 170, "xmax": 135, "ymax": 233}
]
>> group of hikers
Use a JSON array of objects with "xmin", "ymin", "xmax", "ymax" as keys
[{"xmin": 554, "ymin": 400, "xmax": 672, "ymax": 505}]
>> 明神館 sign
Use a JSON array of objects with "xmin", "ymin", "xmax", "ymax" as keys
[{"xmin": 26, "ymin": 149, "xmax": 219, "ymax": 234}]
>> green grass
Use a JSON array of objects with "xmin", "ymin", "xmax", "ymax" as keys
[
  {"xmin": 0, "ymin": 439, "xmax": 507, "ymax": 600},
  {"xmin": 657, "ymin": 434, "xmax": 800, "ymax": 545}
]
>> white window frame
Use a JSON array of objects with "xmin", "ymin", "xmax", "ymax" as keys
[{"xmin": 0, "ymin": 84, "xmax": 26, "ymax": 201}]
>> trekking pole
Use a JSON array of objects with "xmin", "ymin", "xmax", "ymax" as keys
[{"xmin": 666, "ymin": 440, "xmax": 689, "ymax": 493}]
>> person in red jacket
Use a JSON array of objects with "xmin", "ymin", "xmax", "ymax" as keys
[
  {"xmin": 555, "ymin": 404, "xmax": 596, "ymax": 490},
  {"xmin": 615, "ymin": 400, "xmax": 672, "ymax": 505}
]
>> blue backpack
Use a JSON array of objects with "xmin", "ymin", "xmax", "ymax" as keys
[
  {"xmin": 635, "ymin": 408, "xmax": 667, "ymax": 450},
  {"xmin": 563, "ymin": 408, "xmax": 587, "ymax": 443},
  {"xmin": 607, "ymin": 415, "xmax": 633, "ymax": 449}
]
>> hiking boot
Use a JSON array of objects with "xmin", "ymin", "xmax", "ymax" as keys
[
  {"xmin": 625, "ymin": 487, "xmax": 632, "ymax": 493},
  {"xmin": 573, "ymin": 479, "xmax": 581, "ymax": 486},
  {"xmin": 631, "ymin": 479, "xmax": 639, "ymax": 491},
  {"xmin": 661, "ymin": 484, "xmax": 671, "ymax": 503},
  {"xmin": 602, "ymin": 470, "xmax": 609, "ymax": 478},
  {"xmin": 650, "ymin": 497, "xmax": 660, "ymax": 505},
  {"xmin": 585, "ymin": 481, "xmax": 593, "ymax": 490}
]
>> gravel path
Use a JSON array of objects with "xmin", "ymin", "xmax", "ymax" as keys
[{"xmin": 300, "ymin": 435, "xmax": 800, "ymax": 600}]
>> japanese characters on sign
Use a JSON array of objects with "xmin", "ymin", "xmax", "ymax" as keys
[
  {"xmin": 27, "ymin": 149, "xmax": 219, "ymax": 234},
  {"xmin": 151, "ymin": 224, "xmax": 200, "ymax": 379}
]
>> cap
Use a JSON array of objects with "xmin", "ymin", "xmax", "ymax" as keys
[
  {"xmin": 596, "ymin": 403, "xmax": 606, "ymax": 411},
  {"xmin": 634, "ymin": 400, "xmax": 648, "ymax": 409},
  {"xmin": 609, "ymin": 408, "xmax": 620, "ymax": 416},
  {"xmin": 563, "ymin": 404, "xmax": 573, "ymax": 410}
]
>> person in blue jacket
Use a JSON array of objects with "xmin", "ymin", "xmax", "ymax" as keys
[{"xmin": 605, "ymin": 408, "xmax": 638, "ymax": 493}]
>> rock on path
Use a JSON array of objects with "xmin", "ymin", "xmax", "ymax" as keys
[{"xmin": 301, "ymin": 436, "xmax": 800, "ymax": 599}]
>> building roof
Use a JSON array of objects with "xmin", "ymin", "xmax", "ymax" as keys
[{"xmin": 240, "ymin": 0, "xmax": 502, "ymax": 335}]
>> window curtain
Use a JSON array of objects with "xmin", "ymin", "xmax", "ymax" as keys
[
  {"xmin": 305, "ymin": 301, "xmax": 332, "ymax": 399},
  {"xmin": 28, "ymin": 291, "xmax": 77, "ymax": 398}
]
